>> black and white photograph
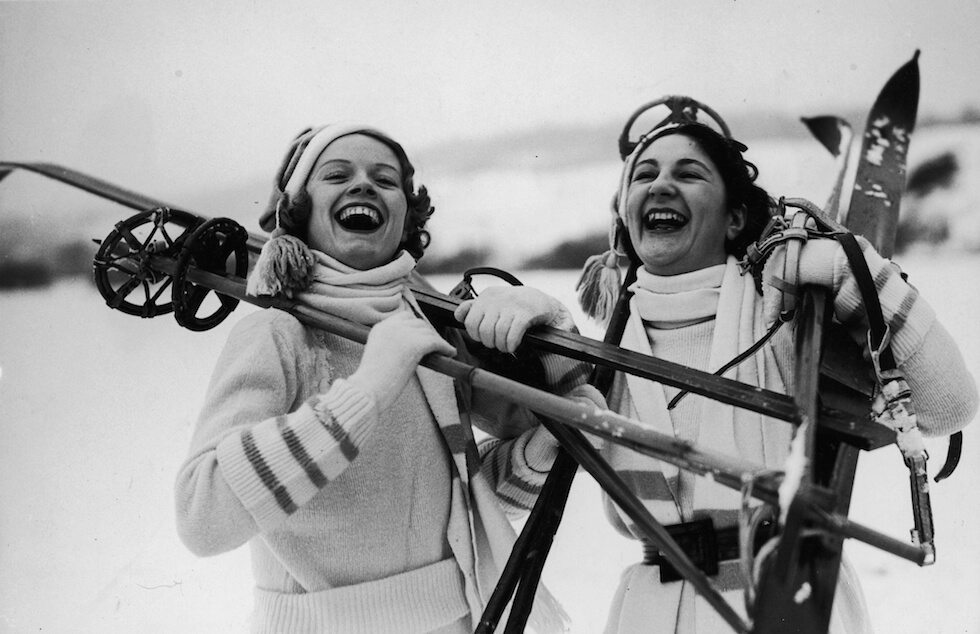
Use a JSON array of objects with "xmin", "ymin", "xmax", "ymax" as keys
[{"xmin": 2, "ymin": 2, "xmax": 978, "ymax": 632}]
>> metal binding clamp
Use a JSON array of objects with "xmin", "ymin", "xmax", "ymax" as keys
[{"xmin": 741, "ymin": 198, "xmax": 843, "ymax": 321}]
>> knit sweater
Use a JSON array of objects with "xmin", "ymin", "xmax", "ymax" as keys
[
  {"xmin": 599, "ymin": 243, "xmax": 977, "ymax": 634},
  {"xmin": 175, "ymin": 307, "xmax": 595, "ymax": 633}
]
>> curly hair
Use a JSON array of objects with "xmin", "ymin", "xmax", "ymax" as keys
[
  {"xmin": 277, "ymin": 131, "xmax": 435, "ymax": 260},
  {"xmin": 644, "ymin": 123, "xmax": 775, "ymax": 258}
]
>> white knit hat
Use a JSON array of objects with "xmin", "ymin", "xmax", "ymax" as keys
[
  {"xmin": 248, "ymin": 122, "xmax": 392, "ymax": 298},
  {"xmin": 258, "ymin": 122, "xmax": 389, "ymax": 235}
]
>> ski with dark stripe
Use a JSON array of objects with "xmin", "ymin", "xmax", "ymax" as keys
[
  {"xmin": 846, "ymin": 50, "xmax": 920, "ymax": 257},
  {"xmin": 753, "ymin": 51, "xmax": 924, "ymax": 634}
]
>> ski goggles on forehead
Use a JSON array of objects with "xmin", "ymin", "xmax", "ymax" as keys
[{"xmin": 617, "ymin": 95, "xmax": 733, "ymax": 160}]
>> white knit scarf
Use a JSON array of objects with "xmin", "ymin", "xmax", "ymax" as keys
[
  {"xmin": 296, "ymin": 250, "xmax": 419, "ymax": 325},
  {"xmin": 295, "ymin": 248, "xmax": 568, "ymax": 633},
  {"xmin": 621, "ymin": 256, "xmax": 785, "ymax": 513}
]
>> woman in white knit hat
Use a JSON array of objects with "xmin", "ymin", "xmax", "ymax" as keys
[
  {"xmin": 174, "ymin": 123, "xmax": 599, "ymax": 633},
  {"xmin": 455, "ymin": 108, "xmax": 977, "ymax": 633}
]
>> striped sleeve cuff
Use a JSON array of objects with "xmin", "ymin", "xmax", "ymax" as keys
[
  {"xmin": 523, "ymin": 425, "xmax": 560, "ymax": 475},
  {"xmin": 479, "ymin": 432, "xmax": 549, "ymax": 513},
  {"xmin": 830, "ymin": 237, "xmax": 936, "ymax": 363},
  {"xmin": 215, "ymin": 379, "xmax": 378, "ymax": 530},
  {"xmin": 538, "ymin": 352, "xmax": 592, "ymax": 396}
]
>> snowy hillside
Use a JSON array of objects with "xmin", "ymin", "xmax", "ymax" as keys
[
  {"xmin": 418, "ymin": 123, "xmax": 980, "ymax": 267},
  {"xmin": 0, "ymin": 122, "xmax": 977, "ymax": 281}
]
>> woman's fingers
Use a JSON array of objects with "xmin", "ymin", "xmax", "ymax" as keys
[
  {"xmin": 376, "ymin": 312, "xmax": 456, "ymax": 361},
  {"xmin": 348, "ymin": 313, "xmax": 455, "ymax": 411},
  {"xmin": 455, "ymin": 286, "xmax": 563, "ymax": 353}
]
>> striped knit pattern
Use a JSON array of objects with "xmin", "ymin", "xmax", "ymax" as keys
[
  {"xmin": 601, "ymin": 238, "xmax": 975, "ymax": 538},
  {"xmin": 178, "ymin": 304, "xmax": 580, "ymax": 632},
  {"xmin": 205, "ymin": 312, "xmax": 596, "ymax": 533},
  {"xmin": 539, "ymin": 349, "xmax": 593, "ymax": 397},
  {"xmin": 215, "ymin": 379, "xmax": 377, "ymax": 531},
  {"xmin": 480, "ymin": 433, "xmax": 547, "ymax": 515},
  {"xmin": 596, "ymin": 242, "xmax": 974, "ymax": 634},
  {"xmin": 785, "ymin": 236, "xmax": 975, "ymax": 437},
  {"xmin": 475, "ymin": 347, "xmax": 600, "ymax": 516},
  {"xmin": 798, "ymin": 236, "xmax": 935, "ymax": 364}
]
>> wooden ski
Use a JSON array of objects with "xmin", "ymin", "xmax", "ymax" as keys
[{"xmin": 752, "ymin": 51, "xmax": 922, "ymax": 633}]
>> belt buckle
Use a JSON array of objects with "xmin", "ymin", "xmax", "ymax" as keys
[{"xmin": 659, "ymin": 518, "xmax": 719, "ymax": 583}]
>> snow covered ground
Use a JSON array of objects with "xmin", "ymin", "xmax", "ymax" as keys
[{"xmin": 1, "ymin": 256, "xmax": 977, "ymax": 633}]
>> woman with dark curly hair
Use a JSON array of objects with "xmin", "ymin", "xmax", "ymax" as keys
[
  {"xmin": 175, "ymin": 122, "xmax": 599, "ymax": 633},
  {"xmin": 457, "ymin": 113, "xmax": 975, "ymax": 633}
]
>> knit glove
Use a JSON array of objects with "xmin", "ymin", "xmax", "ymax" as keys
[
  {"xmin": 454, "ymin": 286, "xmax": 576, "ymax": 354},
  {"xmin": 346, "ymin": 312, "xmax": 457, "ymax": 412},
  {"xmin": 763, "ymin": 235, "xmax": 935, "ymax": 363},
  {"xmin": 762, "ymin": 238, "xmax": 839, "ymax": 324},
  {"xmin": 456, "ymin": 285, "xmax": 606, "ymax": 456}
]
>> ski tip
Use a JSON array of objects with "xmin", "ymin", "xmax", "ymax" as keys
[
  {"xmin": 800, "ymin": 116, "xmax": 852, "ymax": 157},
  {"xmin": 912, "ymin": 49, "xmax": 921, "ymax": 62}
]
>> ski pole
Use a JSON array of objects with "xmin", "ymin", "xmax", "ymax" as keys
[{"xmin": 479, "ymin": 262, "xmax": 639, "ymax": 634}]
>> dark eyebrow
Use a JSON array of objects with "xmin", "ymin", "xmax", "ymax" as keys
[
  {"xmin": 311, "ymin": 159, "xmax": 400, "ymax": 175},
  {"xmin": 313, "ymin": 158, "xmax": 351, "ymax": 172},
  {"xmin": 374, "ymin": 162, "xmax": 401, "ymax": 173},
  {"xmin": 676, "ymin": 157, "xmax": 711, "ymax": 170},
  {"xmin": 634, "ymin": 157, "xmax": 712, "ymax": 175}
]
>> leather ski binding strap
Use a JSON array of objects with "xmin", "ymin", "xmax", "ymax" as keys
[
  {"xmin": 745, "ymin": 197, "xmax": 939, "ymax": 559},
  {"xmin": 743, "ymin": 198, "xmax": 839, "ymax": 320},
  {"xmin": 836, "ymin": 231, "xmax": 936, "ymax": 562},
  {"xmin": 668, "ymin": 198, "xmax": 836, "ymax": 410},
  {"xmin": 448, "ymin": 266, "xmax": 524, "ymax": 301}
]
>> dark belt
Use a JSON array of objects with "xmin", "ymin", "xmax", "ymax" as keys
[{"xmin": 642, "ymin": 517, "xmax": 776, "ymax": 583}]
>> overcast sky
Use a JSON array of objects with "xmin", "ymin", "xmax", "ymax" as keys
[{"xmin": 2, "ymin": 0, "xmax": 978, "ymax": 211}]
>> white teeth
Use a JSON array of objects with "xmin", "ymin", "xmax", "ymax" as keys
[
  {"xmin": 646, "ymin": 210, "xmax": 684, "ymax": 222},
  {"xmin": 339, "ymin": 206, "xmax": 381, "ymax": 224}
]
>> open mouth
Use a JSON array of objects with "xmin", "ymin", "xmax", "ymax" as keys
[
  {"xmin": 643, "ymin": 209, "xmax": 688, "ymax": 231},
  {"xmin": 335, "ymin": 205, "xmax": 383, "ymax": 232}
]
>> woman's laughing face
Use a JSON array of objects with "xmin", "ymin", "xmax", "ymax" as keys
[
  {"xmin": 624, "ymin": 132, "xmax": 745, "ymax": 276},
  {"xmin": 305, "ymin": 134, "xmax": 409, "ymax": 270}
]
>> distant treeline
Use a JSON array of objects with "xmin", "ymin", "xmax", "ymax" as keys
[
  {"xmin": 0, "ymin": 234, "xmax": 604, "ymax": 289},
  {"xmin": 0, "ymin": 215, "xmax": 955, "ymax": 290},
  {"xmin": 0, "ymin": 241, "xmax": 95, "ymax": 289}
]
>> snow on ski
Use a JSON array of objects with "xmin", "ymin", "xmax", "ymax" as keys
[{"xmin": 845, "ymin": 50, "xmax": 920, "ymax": 257}]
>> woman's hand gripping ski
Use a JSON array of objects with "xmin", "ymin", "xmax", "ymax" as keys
[
  {"xmin": 454, "ymin": 285, "xmax": 590, "ymax": 456},
  {"xmin": 347, "ymin": 311, "xmax": 458, "ymax": 412},
  {"xmin": 453, "ymin": 285, "xmax": 576, "ymax": 353},
  {"xmin": 761, "ymin": 236, "xmax": 844, "ymax": 325}
]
